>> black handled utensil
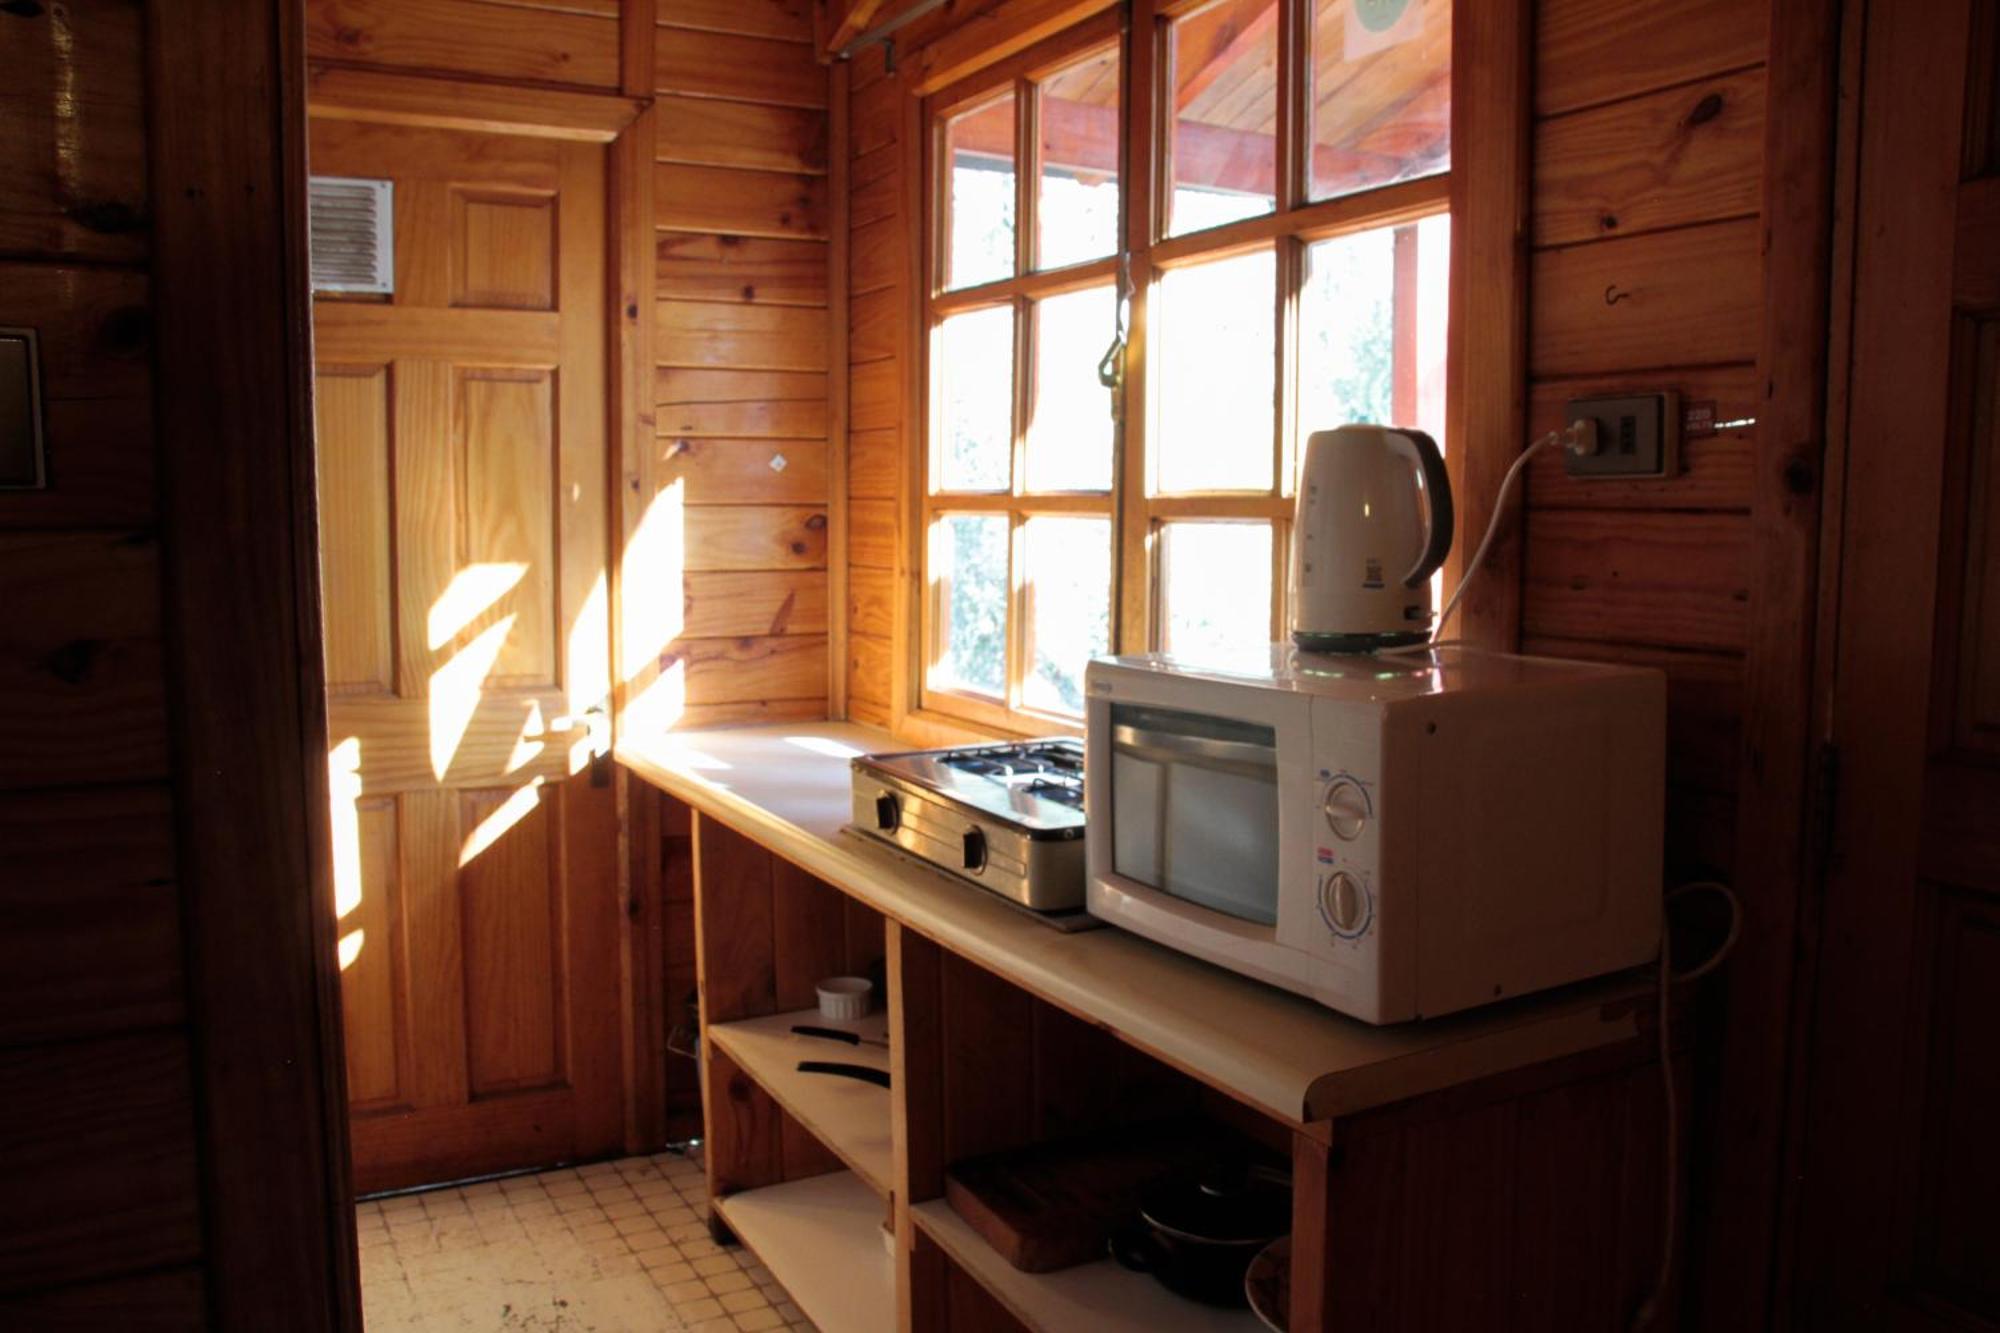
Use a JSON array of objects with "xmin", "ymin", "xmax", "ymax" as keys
[
  {"xmin": 792, "ymin": 1023, "xmax": 889, "ymax": 1049},
  {"xmin": 797, "ymin": 1060, "xmax": 891, "ymax": 1088}
]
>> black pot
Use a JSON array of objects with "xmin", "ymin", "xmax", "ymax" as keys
[{"xmin": 1109, "ymin": 1161, "xmax": 1291, "ymax": 1308}]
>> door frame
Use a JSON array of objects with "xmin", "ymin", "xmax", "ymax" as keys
[{"xmin": 301, "ymin": 68, "xmax": 673, "ymax": 1161}]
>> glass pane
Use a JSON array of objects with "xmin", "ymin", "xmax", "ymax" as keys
[
  {"xmin": 1022, "ymin": 516, "xmax": 1110, "ymax": 714},
  {"xmin": 932, "ymin": 514, "xmax": 1009, "ymax": 697},
  {"xmin": 945, "ymin": 93, "xmax": 1017, "ymax": 290},
  {"xmin": 1159, "ymin": 521, "xmax": 1273, "ymax": 663},
  {"xmin": 1155, "ymin": 248, "xmax": 1275, "ymax": 492},
  {"xmin": 1166, "ymin": 0, "xmax": 1279, "ymax": 237},
  {"xmin": 1038, "ymin": 47, "xmax": 1121, "ymax": 269},
  {"xmin": 1309, "ymin": 0, "xmax": 1451, "ymax": 200},
  {"xmin": 934, "ymin": 306, "xmax": 1015, "ymax": 492},
  {"xmin": 1026, "ymin": 285, "xmax": 1116, "ymax": 492},
  {"xmin": 1298, "ymin": 213, "xmax": 1449, "ymax": 444}
]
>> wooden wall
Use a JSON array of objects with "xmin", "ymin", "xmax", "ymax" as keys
[
  {"xmin": 652, "ymin": 0, "xmax": 836, "ymax": 726},
  {"xmin": 844, "ymin": 45, "xmax": 906, "ymax": 728},
  {"xmin": 0, "ymin": 2, "xmax": 207, "ymax": 1320}
]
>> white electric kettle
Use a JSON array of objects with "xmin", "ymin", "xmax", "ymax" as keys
[{"xmin": 1289, "ymin": 424, "xmax": 1454, "ymax": 652}]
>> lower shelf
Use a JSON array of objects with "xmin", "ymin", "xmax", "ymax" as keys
[
  {"xmin": 913, "ymin": 1199, "xmax": 1266, "ymax": 1333},
  {"xmin": 715, "ymin": 1171, "xmax": 895, "ymax": 1333}
]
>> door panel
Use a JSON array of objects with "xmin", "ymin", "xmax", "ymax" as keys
[
  {"xmin": 311, "ymin": 116, "xmax": 620, "ymax": 1193},
  {"xmin": 1797, "ymin": 0, "xmax": 2000, "ymax": 1325}
]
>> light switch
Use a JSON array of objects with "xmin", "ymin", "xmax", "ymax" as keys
[{"xmin": 0, "ymin": 328, "xmax": 47, "ymax": 490}]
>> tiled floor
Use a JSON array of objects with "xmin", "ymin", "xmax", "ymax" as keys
[{"xmin": 357, "ymin": 1151, "xmax": 815, "ymax": 1332}]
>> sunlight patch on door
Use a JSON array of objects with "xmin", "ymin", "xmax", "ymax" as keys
[
  {"xmin": 430, "ymin": 614, "xmax": 516, "ymax": 779},
  {"xmin": 428, "ymin": 561, "xmax": 528, "ymax": 650},
  {"xmin": 507, "ymin": 699, "xmax": 547, "ymax": 774},
  {"xmin": 459, "ymin": 776, "xmax": 546, "ymax": 867}
]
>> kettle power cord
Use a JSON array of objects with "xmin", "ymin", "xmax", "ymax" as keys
[
  {"xmin": 1428, "ymin": 420, "xmax": 1599, "ymax": 644},
  {"xmin": 1631, "ymin": 879, "xmax": 1742, "ymax": 1330}
]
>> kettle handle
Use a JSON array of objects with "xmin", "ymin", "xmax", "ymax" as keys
[{"xmin": 1393, "ymin": 429, "xmax": 1454, "ymax": 588}]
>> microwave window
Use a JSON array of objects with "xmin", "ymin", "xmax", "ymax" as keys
[{"xmin": 1109, "ymin": 704, "xmax": 1280, "ymax": 925}]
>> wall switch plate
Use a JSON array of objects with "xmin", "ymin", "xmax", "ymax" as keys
[
  {"xmin": 1563, "ymin": 391, "xmax": 1680, "ymax": 479},
  {"xmin": 0, "ymin": 328, "xmax": 47, "ymax": 490}
]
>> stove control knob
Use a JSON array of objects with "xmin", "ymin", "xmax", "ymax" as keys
[
  {"xmin": 1322, "ymin": 777, "xmax": 1371, "ymax": 841},
  {"xmin": 1319, "ymin": 872, "xmax": 1367, "ymax": 936},
  {"xmin": 961, "ymin": 827, "xmax": 988, "ymax": 874},
  {"xmin": 874, "ymin": 792, "xmax": 900, "ymax": 832}
]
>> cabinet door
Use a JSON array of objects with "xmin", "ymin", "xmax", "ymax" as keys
[
  {"xmin": 311, "ymin": 118, "xmax": 622, "ymax": 1193},
  {"xmin": 1796, "ymin": 0, "xmax": 2000, "ymax": 1324}
]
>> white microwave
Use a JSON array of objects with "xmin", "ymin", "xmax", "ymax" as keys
[{"xmin": 1083, "ymin": 646, "xmax": 1665, "ymax": 1023}]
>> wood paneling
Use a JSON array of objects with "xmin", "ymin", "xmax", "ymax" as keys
[
  {"xmin": 0, "ymin": 1034, "xmax": 202, "ymax": 1293},
  {"xmin": 655, "ymin": 95, "xmax": 828, "ymax": 173},
  {"xmin": 661, "ymin": 0, "xmax": 812, "ymax": 42},
  {"xmin": 653, "ymin": 28, "xmax": 827, "ymax": 108},
  {"xmin": 847, "ymin": 566, "xmax": 896, "ymax": 638},
  {"xmin": 657, "ymin": 300, "xmax": 829, "ymax": 370},
  {"xmin": 659, "ymin": 437, "xmax": 829, "ymax": 502},
  {"xmin": 307, "ymin": 0, "xmax": 621, "ymax": 88},
  {"xmin": 1529, "ymin": 219, "xmax": 1763, "ymax": 375},
  {"xmin": 683, "ymin": 505, "xmax": 828, "ymax": 569},
  {"xmin": 0, "ymin": 531, "xmax": 168, "ymax": 791},
  {"xmin": 0, "ymin": 1267, "xmax": 205, "ymax": 1331},
  {"xmin": 1522, "ymin": 510, "xmax": 1752, "ymax": 652},
  {"xmin": 1533, "ymin": 68, "xmax": 1765, "ymax": 246},
  {"xmin": 1535, "ymin": 0, "xmax": 1766, "ymax": 117},
  {"xmin": 849, "ymin": 426, "xmax": 900, "ymax": 499},
  {"xmin": 657, "ymin": 232, "xmax": 829, "ymax": 306},
  {"xmin": 0, "ymin": 0, "xmax": 149, "ymax": 264},
  {"xmin": 0, "ymin": 263, "xmax": 152, "ymax": 400},
  {"xmin": 655, "ymin": 162, "xmax": 829, "ymax": 239},
  {"xmin": 848, "ymin": 633, "xmax": 893, "ymax": 707},
  {"xmin": 658, "ymin": 367, "xmax": 830, "ymax": 436},
  {"xmin": 0, "ymin": 786, "xmax": 183, "ymax": 1047},
  {"xmin": 684, "ymin": 570, "xmax": 830, "ymax": 636},
  {"xmin": 667, "ymin": 634, "xmax": 828, "ymax": 703}
]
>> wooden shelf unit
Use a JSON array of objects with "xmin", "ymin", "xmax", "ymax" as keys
[
  {"xmin": 713, "ymin": 1171, "xmax": 895, "ymax": 1333},
  {"xmin": 645, "ymin": 723, "xmax": 1689, "ymax": 1332}
]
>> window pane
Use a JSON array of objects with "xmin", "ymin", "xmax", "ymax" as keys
[
  {"xmin": 1298, "ymin": 214, "xmax": 1449, "ymax": 444},
  {"xmin": 945, "ymin": 94, "xmax": 1016, "ymax": 290},
  {"xmin": 1026, "ymin": 285, "xmax": 1116, "ymax": 492},
  {"xmin": 934, "ymin": 306, "xmax": 1015, "ymax": 492},
  {"xmin": 1166, "ymin": 0, "xmax": 1278, "ymax": 237},
  {"xmin": 1309, "ymin": 0, "xmax": 1451, "ymax": 201},
  {"xmin": 1022, "ymin": 516, "xmax": 1110, "ymax": 714},
  {"xmin": 1155, "ymin": 248, "xmax": 1275, "ymax": 492},
  {"xmin": 1159, "ymin": 521, "xmax": 1273, "ymax": 663},
  {"xmin": 932, "ymin": 514, "xmax": 1009, "ymax": 697},
  {"xmin": 1038, "ymin": 47, "xmax": 1121, "ymax": 269}
]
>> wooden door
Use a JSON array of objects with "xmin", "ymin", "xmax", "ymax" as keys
[
  {"xmin": 309, "ymin": 118, "xmax": 624, "ymax": 1194},
  {"xmin": 1794, "ymin": 0, "xmax": 2000, "ymax": 1325}
]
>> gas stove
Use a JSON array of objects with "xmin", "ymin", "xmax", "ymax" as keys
[{"xmin": 848, "ymin": 738, "xmax": 1087, "ymax": 913}]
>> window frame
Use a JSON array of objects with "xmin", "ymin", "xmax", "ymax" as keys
[{"xmin": 914, "ymin": 0, "xmax": 1463, "ymax": 736}]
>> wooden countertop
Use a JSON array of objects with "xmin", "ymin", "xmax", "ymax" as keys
[{"xmin": 618, "ymin": 722, "xmax": 1650, "ymax": 1126}]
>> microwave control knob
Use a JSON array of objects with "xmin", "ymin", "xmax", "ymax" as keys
[
  {"xmin": 874, "ymin": 792, "xmax": 901, "ymax": 832},
  {"xmin": 1322, "ymin": 777, "xmax": 1371, "ymax": 841},
  {"xmin": 1319, "ymin": 872, "xmax": 1367, "ymax": 936},
  {"xmin": 961, "ymin": 827, "xmax": 988, "ymax": 874}
]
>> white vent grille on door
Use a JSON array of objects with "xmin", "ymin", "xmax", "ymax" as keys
[{"xmin": 309, "ymin": 176, "xmax": 394, "ymax": 294}]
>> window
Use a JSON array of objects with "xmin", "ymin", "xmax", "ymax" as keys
[{"xmin": 921, "ymin": 0, "xmax": 1454, "ymax": 731}]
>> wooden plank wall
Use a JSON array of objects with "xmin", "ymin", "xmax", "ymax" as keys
[
  {"xmin": 1522, "ymin": 0, "xmax": 1770, "ymax": 885},
  {"xmin": 0, "ymin": 2, "xmax": 205, "ymax": 1321},
  {"xmin": 653, "ymin": 0, "xmax": 836, "ymax": 726},
  {"xmin": 844, "ymin": 44, "xmax": 905, "ymax": 728}
]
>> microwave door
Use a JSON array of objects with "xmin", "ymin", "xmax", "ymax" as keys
[{"xmin": 1109, "ymin": 709, "xmax": 1280, "ymax": 926}]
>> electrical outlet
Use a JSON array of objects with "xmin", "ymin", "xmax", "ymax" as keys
[{"xmin": 1563, "ymin": 391, "xmax": 1680, "ymax": 479}]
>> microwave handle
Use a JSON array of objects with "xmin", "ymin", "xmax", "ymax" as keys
[{"xmin": 1111, "ymin": 723, "xmax": 1273, "ymax": 768}]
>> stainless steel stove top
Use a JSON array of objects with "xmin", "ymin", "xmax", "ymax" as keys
[{"xmin": 848, "ymin": 738, "xmax": 1087, "ymax": 913}]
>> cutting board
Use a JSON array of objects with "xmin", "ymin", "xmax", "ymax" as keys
[{"xmin": 942, "ymin": 1119, "xmax": 1223, "ymax": 1273}]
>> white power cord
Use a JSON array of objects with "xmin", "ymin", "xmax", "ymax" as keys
[
  {"xmin": 1630, "ymin": 879, "xmax": 1742, "ymax": 1330},
  {"xmin": 1430, "ymin": 420, "xmax": 1597, "ymax": 643}
]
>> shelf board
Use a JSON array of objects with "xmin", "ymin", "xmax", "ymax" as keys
[
  {"xmin": 912, "ymin": 1199, "xmax": 1267, "ymax": 1333},
  {"xmin": 715, "ymin": 1172, "xmax": 895, "ymax": 1333},
  {"xmin": 706, "ymin": 1008, "xmax": 893, "ymax": 1197}
]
